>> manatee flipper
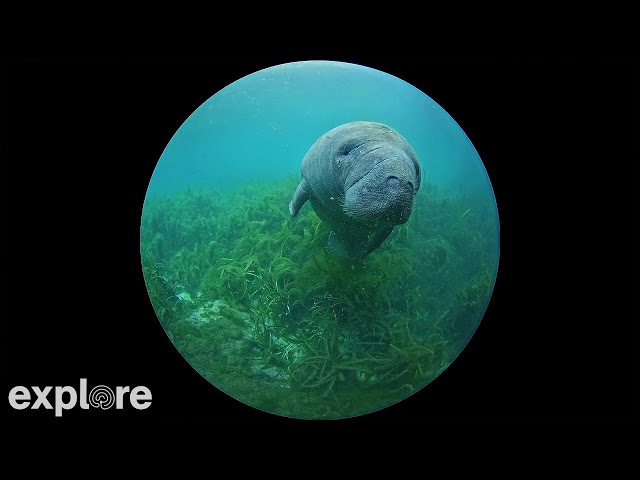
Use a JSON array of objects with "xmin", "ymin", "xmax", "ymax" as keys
[
  {"xmin": 289, "ymin": 178, "xmax": 312, "ymax": 216},
  {"xmin": 364, "ymin": 226, "xmax": 394, "ymax": 256}
]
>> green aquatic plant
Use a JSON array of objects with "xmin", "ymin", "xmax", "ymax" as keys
[{"xmin": 140, "ymin": 176, "xmax": 498, "ymax": 419}]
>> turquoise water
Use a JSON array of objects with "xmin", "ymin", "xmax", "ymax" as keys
[
  {"xmin": 141, "ymin": 61, "xmax": 500, "ymax": 419},
  {"xmin": 149, "ymin": 61, "xmax": 491, "ymax": 198}
]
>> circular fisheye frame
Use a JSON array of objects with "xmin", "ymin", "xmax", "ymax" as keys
[{"xmin": 140, "ymin": 61, "xmax": 500, "ymax": 420}]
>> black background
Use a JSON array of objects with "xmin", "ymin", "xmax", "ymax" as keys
[{"xmin": 2, "ymin": 57, "xmax": 638, "ymax": 425}]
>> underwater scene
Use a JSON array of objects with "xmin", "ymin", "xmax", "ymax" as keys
[{"xmin": 140, "ymin": 61, "xmax": 500, "ymax": 419}]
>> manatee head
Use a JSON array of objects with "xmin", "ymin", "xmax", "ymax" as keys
[{"xmin": 340, "ymin": 123, "xmax": 421, "ymax": 226}]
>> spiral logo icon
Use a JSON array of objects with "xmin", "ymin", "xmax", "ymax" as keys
[{"xmin": 89, "ymin": 385, "xmax": 115, "ymax": 410}]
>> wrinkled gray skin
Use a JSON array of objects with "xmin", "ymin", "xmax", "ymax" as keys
[{"xmin": 289, "ymin": 121, "xmax": 421, "ymax": 262}]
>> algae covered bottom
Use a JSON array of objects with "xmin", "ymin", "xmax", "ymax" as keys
[
  {"xmin": 140, "ymin": 60, "xmax": 500, "ymax": 419},
  {"xmin": 141, "ymin": 177, "xmax": 497, "ymax": 419}
]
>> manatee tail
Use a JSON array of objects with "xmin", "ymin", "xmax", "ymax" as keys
[
  {"xmin": 363, "ymin": 225, "xmax": 393, "ymax": 256},
  {"xmin": 327, "ymin": 226, "xmax": 394, "ymax": 263},
  {"xmin": 327, "ymin": 230, "xmax": 369, "ymax": 263},
  {"xmin": 327, "ymin": 231, "xmax": 350, "ymax": 262},
  {"xmin": 289, "ymin": 178, "xmax": 311, "ymax": 216}
]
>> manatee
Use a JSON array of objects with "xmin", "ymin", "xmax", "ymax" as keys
[{"xmin": 289, "ymin": 121, "xmax": 421, "ymax": 262}]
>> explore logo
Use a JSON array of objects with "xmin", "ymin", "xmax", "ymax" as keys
[{"xmin": 8, "ymin": 379, "xmax": 151, "ymax": 417}]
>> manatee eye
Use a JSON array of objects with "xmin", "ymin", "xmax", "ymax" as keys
[{"xmin": 339, "ymin": 140, "xmax": 366, "ymax": 156}]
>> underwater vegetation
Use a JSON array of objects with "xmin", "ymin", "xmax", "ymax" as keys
[{"xmin": 140, "ymin": 176, "xmax": 498, "ymax": 419}]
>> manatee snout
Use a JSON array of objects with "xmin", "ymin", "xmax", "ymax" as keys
[
  {"xmin": 344, "ymin": 155, "xmax": 417, "ymax": 225},
  {"xmin": 385, "ymin": 169, "xmax": 417, "ymax": 223},
  {"xmin": 386, "ymin": 176, "xmax": 401, "ymax": 187},
  {"xmin": 385, "ymin": 171, "xmax": 416, "ymax": 204}
]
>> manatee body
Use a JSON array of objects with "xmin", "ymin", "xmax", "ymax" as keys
[{"xmin": 289, "ymin": 121, "xmax": 421, "ymax": 262}]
